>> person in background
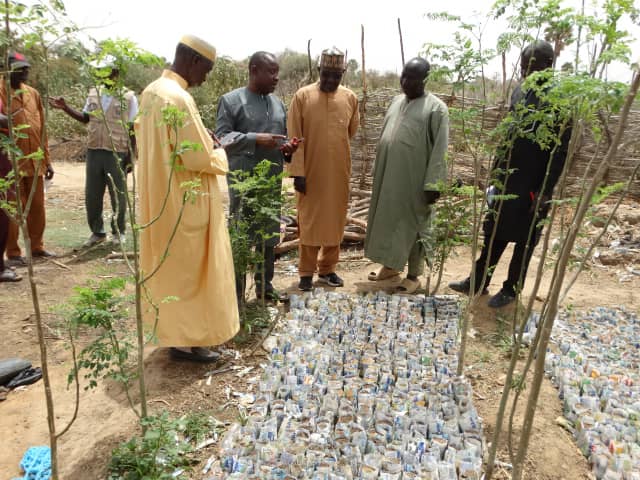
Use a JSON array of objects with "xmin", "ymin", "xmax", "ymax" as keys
[
  {"xmin": 287, "ymin": 47, "xmax": 359, "ymax": 291},
  {"xmin": 449, "ymin": 40, "xmax": 569, "ymax": 308},
  {"xmin": 50, "ymin": 57, "xmax": 138, "ymax": 247},
  {"xmin": 365, "ymin": 57, "xmax": 449, "ymax": 294},
  {"xmin": 1, "ymin": 52, "xmax": 54, "ymax": 267},
  {"xmin": 216, "ymin": 51, "xmax": 297, "ymax": 302},
  {"xmin": 0, "ymin": 102, "xmax": 21, "ymax": 282},
  {"xmin": 135, "ymin": 35, "xmax": 239, "ymax": 363}
]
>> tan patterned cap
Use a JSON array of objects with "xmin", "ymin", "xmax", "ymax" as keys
[
  {"xmin": 319, "ymin": 47, "xmax": 345, "ymax": 71},
  {"xmin": 179, "ymin": 35, "xmax": 216, "ymax": 62}
]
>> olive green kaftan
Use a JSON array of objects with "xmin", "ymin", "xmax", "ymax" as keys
[{"xmin": 365, "ymin": 93, "xmax": 449, "ymax": 271}]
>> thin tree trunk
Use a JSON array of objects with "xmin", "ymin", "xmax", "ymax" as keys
[
  {"xmin": 553, "ymin": 40, "xmax": 560, "ymax": 69},
  {"xmin": 483, "ymin": 124, "xmax": 549, "ymax": 480},
  {"xmin": 133, "ymin": 237, "xmax": 148, "ymax": 420},
  {"xmin": 502, "ymin": 51, "xmax": 507, "ymax": 104},
  {"xmin": 23, "ymin": 230, "xmax": 59, "ymax": 477},
  {"xmin": 358, "ymin": 25, "xmax": 369, "ymax": 190},
  {"xmin": 456, "ymin": 78, "xmax": 488, "ymax": 376},
  {"xmin": 3, "ymin": 2, "xmax": 59, "ymax": 475},
  {"xmin": 307, "ymin": 39, "xmax": 313, "ymax": 82},
  {"xmin": 397, "ymin": 18, "xmax": 405, "ymax": 67},
  {"xmin": 360, "ymin": 26, "xmax": 366, "ymax": 93},
  {"xmin": 342, "ymin": 49, "xmax": 348, "ymax": 85},
  {"xmin": 486, "ymin": 116, "xmax": 581, "ymax": 479},
  {"xmin": 260, "ymin": 241, "xmax": 266, "ymax": 307},
  {"xmin": 559, "ymin": 160, "xmax": 640, "ymax": 303},
  {"xmin": 504, "ymin": 130, "xmax": 575, "ymax": 463},
  {"xmin": 511, "ymin": 69, "xmax": 640, "ymax": 480},
  {"xmin": 575, "ymin": 0, "xmax": 584, "ymax": 72}
]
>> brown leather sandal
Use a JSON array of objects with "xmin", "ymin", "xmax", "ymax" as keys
[
  {"xmin": 367, "ymin": 266, "xmax": 401, "ymax": 281},
  {"xmin": 395, "ymin": 277, "xmax": 420, "ymax": 294}
]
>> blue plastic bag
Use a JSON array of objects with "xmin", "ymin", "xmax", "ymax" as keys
[{"xmin": 13, "ymin": 446, "xmax": 51, "ymax": 480}]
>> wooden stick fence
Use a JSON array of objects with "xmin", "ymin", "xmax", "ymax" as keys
[{"xmin": 277, "ymin": 89, "xmax": 640, "ymax": 252}]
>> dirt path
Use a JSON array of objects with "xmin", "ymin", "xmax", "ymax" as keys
[{"xmin": 1, "ymin": 163, "xmax": 638, "ymax": 478}]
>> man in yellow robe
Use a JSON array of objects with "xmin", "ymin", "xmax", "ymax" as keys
[
  {"xmin": 287, "ymin": 48, "xmax": 359, "ymax": 291},
  {"xmin": 135, "ymin": 35, "xmax": 239, "ymax": 362}
]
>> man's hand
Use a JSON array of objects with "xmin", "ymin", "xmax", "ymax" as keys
[
  {"xmin": 48, "ymin": 96, "xmax": 67, "ymax": 111},
  {"xmin": 280, "ymin": 142, "xmax": 296, "ymax": 156},
  {"xmin": 45, "ymin": 164, "xmax": 55, "ymax": 180},
  {"xmin": 49, "ymin": 98, "xmax": 88, "ymax": 124},
  {"xmin": 256, "ymin": 133, "xmax": 286, "ymax": 149},
  {"xmin": 424, "ymin": 190, "xmax": 441, "ymax": 205},
  {"xmin": 293, "ymin": 176, "xmax": 306, "ymax": 194},
  {"xmin": 121, "ymin": 153, "xmax": 133, "ymax": 174},
  {"xmin": 280, "ymin": 136, "xmax": 303, "ymax": 157},
  {"xmin": 529, "ymin": 192, "xmax": 550, "ymax": 214},
  {"xmin": 206, "ymin": 128, "xmax": 223, "ymax": 148}
]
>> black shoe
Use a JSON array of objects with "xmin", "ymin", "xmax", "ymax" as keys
[
  {"xmin": 317, "ymin": 272, "xmax": 344, "ymax": 287},
  {"xmin": 448, "ymin": 278, "xmax": 488, "ymax": 296},
  {"xmin": 169, "ymin": 347, "xmax": 221, "ymax": 363},
  {"xmin": 32, "ymin": 249, "xmax": 56, "ymax": 258},
  {"xmin": 83, "ymin": 233, "xmax": 107, "ymax": 247},
  {"xmin": 7, "ymin": 256, "xmax": 27, "ymax": 268},
  {"xmin": 488, "ymin": 289, "xmax": 516, "ymax": 308},
  {"xmin": 256, "ymin": 287, "xmax": 278, "ymax": 302},
  {"xmin": 298, "ymin": 276, "xmax": 313, "ymax": 291}
]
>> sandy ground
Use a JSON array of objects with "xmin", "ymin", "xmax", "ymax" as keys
[{"xmin": 1, "ymin": 162, "xmax": 638, "ymax": 479}]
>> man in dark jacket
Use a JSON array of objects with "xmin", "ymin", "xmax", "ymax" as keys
[
  {"xmin": 449, "ymin": 40, "xmax": 570, "ymax": 308},
  {"xmin": 216, "ymin": 51, "xmax": 297, "ymax": 302}
]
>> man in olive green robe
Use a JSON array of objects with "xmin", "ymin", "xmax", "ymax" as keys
[{"xmin": 365, "ymin": 57, "xmax": 449, "ymax": 293}]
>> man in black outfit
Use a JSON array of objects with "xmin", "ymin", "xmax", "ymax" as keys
[{"xmin": 449, "ymin": 40, "xmax": 570, "ymax": 308}]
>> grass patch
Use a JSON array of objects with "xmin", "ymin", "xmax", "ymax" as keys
[
  {"xmin": 44, "ymin": 197, "xmax": 133, "ymax": 252},
  {"xmin": 44, "ymin": 203, "xmax": 86, "ymax": 251}
]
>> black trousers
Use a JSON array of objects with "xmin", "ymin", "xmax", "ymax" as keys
[
  {"xmin": 86, "ymin": 149, "xmax": 127, "ymax": 236},
  {"xmin": 255, "ymin": 244, "xmax": 275, "ymax": 294},
  {"xmin": 235, "ymin": 244, "xmax": 276, "ymax": 300},
  {"xmin": 472, "ymin": 233, "xmax": 540, "ymax": 295},
  {"xmin": 0, "ymin": 206, "xmax": 8, "ymax": 271}
]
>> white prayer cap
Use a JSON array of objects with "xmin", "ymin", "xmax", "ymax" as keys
[
  {"xmin": 89, "ymin": 55, "xmax": 117, "ymax": 69},
  {"xmin": 179, "ymin": 35, "xmax": 217, "ymax": 62}
]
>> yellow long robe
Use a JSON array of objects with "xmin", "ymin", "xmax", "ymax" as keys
[
  {"xmin": 287, "ymin": 83, "xmax": 359, "ymax": 245},
  {"xmin": 135, "ymin": 70, "xmax": 239, "ymax": 347}
]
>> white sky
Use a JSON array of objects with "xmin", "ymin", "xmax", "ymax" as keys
[{"xmin": 55, "ymin": 0, "xmax": 639, "ymax": 82}]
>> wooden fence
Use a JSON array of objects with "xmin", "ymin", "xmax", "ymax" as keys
[{"xmin": 350, "ymin": 89, "xmax": 640, "ymax": 199}]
